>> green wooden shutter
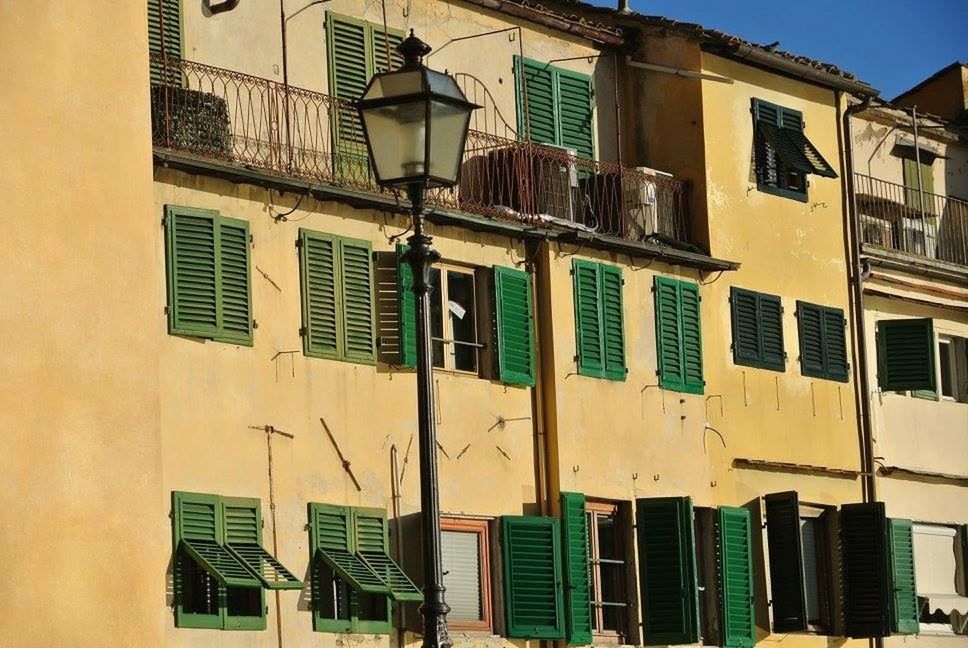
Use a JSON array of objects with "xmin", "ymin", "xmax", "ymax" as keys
[
  {"xmin": 494, "ymin": 265, "xmax": 536, "ymax": 387},
  {"xmin": 731, "ymin": 288, "xmax": 761, "ymax": 366},
  {"xmin": 680, "ymin": 281, "xmax": 704, "ymax": 394},
  {"xmin": 763, "ymin": 492, "xmax": 807, "ymax": 632},
  {"xmin": 719, "ymin": 507, "xmax": 756, "ymax": 648},
  {"xmin": 339, "ymin": 238, "xmax": 376, "ymax": 363},
  {"xmin": 600, "ymin": 265, "xmax": 627, "ymax": 381},
  {"xmin": 888, "ymin": 518, "xmax": 918, "ymax": 635},
  {"xmin": 903, "ymin": 158, "xmax": 935, "ymax": 210},
  {"xmin": 822, "ymin": 307, "xmax": 848, "ymax": 382},
  {"xmin": 148, "ymin": 0, "xmax": 182, "ymax": 85},
  {"xmin": 308, "ymin": 503, "xmax": 390, "ymax": 596},
  {"xmin": 216, "ymin": 217, "xmax": 253, "ymax": 345},
  {"xmin": 573, "ymin": 259, "xmax": 604, "ymax": 378},
  {"xmin": 166, "ymin": 206, "xmax": 219, "ymax": 338},
  {"xmin": 372, "ymin": 27, "xmax": 405, "ymax": 73},
  {"xmin": 557, "ymin": 69, "xmax": 594, "ymax": 159},
  {"xmin": 300, "ymin": 230, "xmax": 340, "ymax": 359},
  {"xmin": 560, "ymin": 492, "xmax": 592, "ymax": 645},
  {"xmin": 655, "ymin": 276, "xmax": 684, "ymax": 391},
  {"xmin": 327, "ymin": 13, "xmax": 371, "ymax": 178},
  {"xmin": 353, "ymin": 508, "xmax": 421, "ymax": 601},
  {"xmin": 516, "ymin": 57, "xmax": 558, "ymax": 145},
  {"xmin": 876, "ymin": 318, "xmax": 936, "ymax": 391},
  {"xmin": 397, "ymin": 244, "xmax": 417, "ymax": 368},
  {"xmin": 636, "ymin": 497, "xmax": 700, "ymax": 645},
  {"xmin": 753, "ymin": 99, "xmax": 781, "ymax": 127},
  {"xmin": 841, "ymin": 502, "xmax": 891, "ymax": 638},
  {"xmin": 796, "ymin": 301, "xmax": 826, "ymax": 379},
  {"xmin": 222, "ymin": 497, "xmax": 302, "ymax": 591},
  {"xmin": 759, "ymin": 294, "xmax": 785, "ymax": 370},
  {"xmin": 502, "ymin": 516, "xmax": 565, "ymax": 639}
]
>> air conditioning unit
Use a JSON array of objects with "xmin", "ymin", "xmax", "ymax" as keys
[
  {"xmin": 532, "ymin": 145, "xmax": 578, "ymax": 222},
  {"xmin": 625, "ymin": 166, "xmax": 674, "ymax": 239},
  {"xmin": 861, "ymin": 216, "xmax": 893, "ymax": 248}
]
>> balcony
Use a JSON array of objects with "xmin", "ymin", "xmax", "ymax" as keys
[
  {"xmin": 149, "ymin": 55, "xmax": 694, "ymax": 248},
  {"xmin": 855, "ymin": 173, "xmax": 968, "ymax": 268}
]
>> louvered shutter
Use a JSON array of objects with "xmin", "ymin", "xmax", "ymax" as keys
[
  {"xmin": 636, "ymin": 497, "xmax": 700, "ymax": 645},
  {"xmin": 796, "ymin": 301, "xmax": 826, "ymax": 379},
  {"xmin": 372, "ymin": 28, "xmax": 405, "ymax": 73},
  {"xmin": 494, "ymin": 265, "xmax": 536, "ymax": 386},
  {"xmin": 354, "ymin": 508, "xmax": 421, "ymax": 601},
  {"xmin": 655, "ymin": 276, "xmax": 684, "ymax": 391},
  {"xmin": 339, "ymin": 238, "xmax": 376, "ymax": 363},
  {"xmin": 308, "ymin": 503, "xmax": 389, "ymax": 596},
  {"xmin": 517, "ymin": 58, "xmax": 557, "ymax": 146},
  {"xmin": 222, "ymin": 498, "xmax": 302, "ymax": 590},
  {"xmin": 888, "ymin": 518, "xmax": 918, "ymax": 634},
  {"xmin": 822, "ymin": 307, "xmax": 848, "ymax": 382},
  {"xmin": 166, "ymin": 207, "xmax": 219, "ymax": 338},
  {"xmin": 573, "ymin": 260, "xmax": 604, "ymax": 378},
  {"xmin": 217, "ymin": 217, "xmax": 253, "ymax": 345},
  {"xmin": 753, "ymin": 100, "xmax": 781, "ymax": 127},
  {"xmin": 876, "ymin": 319, "xmax": 936, "ymax": 391},
  {"xmin": 397, "ymin": 244, "xmax": 417, "ymax": 368},
  {"xmin": 764, "ymin": 492, "xmax": 807, "ymax": 632},
  {"xmin": 300, "ymin": 230, "xmax": 339, "ymax": 359},
  {"xmin": 600, "ymin": 265, "xmax": 627, "ymax": 381},
  {"xmin": 557, "ymin": 69, "xmax": 594, "ymax": 159},
  {"xmin": 172, "ymin": 491, "xmax": 260, "ymax": 588},
  {"xmin": 760, "ymin": 294, "xmax": 785, "ymax": 370},
  {"xmin": 327, "ymin": 13, "xmax": 370, "ymax": 178},
  {"xmin": 731, "ymin": 288, "xmax": 761, "ymax": 366},
  {"xmin": 148, "ymin": 0, "xmax": 182, "ymax": 85},
  {"xmin": 560, "ymin": 492, "xmax": 592, "ymax": 645},
  {"xmin": 719, "ymin": 507, "xmax": 756, "ymax": 648},
  {"xmin": 841, "ymin": 502, "xmax": 891, "ymax": 638},
  {"xmin": 502, "ymin": 516, "xmax": 565, "ymax": 639},
  {"xmin": 680, "ymin": 281, "xmax": 704, "ymax": 394}
]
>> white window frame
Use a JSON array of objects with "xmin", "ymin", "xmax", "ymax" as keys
[{"xmin": 430, "ymin": 263, "xmax": 481, "ymax": 374}]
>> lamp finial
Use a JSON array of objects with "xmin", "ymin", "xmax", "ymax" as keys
[{"xmin": 398, "ymin": 30, "xmax": 432, "ymax": 68}]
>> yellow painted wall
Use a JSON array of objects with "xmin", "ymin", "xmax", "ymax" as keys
[{"xmin": 0, "ymin": 2, "xmax": 167, "ymax": 646}]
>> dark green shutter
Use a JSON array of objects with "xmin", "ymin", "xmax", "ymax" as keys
[
  {"xmin": 888, "ymin": 519, "xmax": 918, "ymax": 635},
  {"xmin": 822, "ymin": 307, "xmax": 848, "ymax": 382},
  {"xmin": 636, "ymin": 497, "xmax": 700, "ymax": 645},
  {"xmin": 841, "ymin": 502, "xmax": 891, "ymax": 638},
  {"xmin": 339, "ymin": 238, "xmax": 375, "ymax": 363},
  {"xmin": 731, "ymin": 288, "xmax": 785, "ymax": 371},
  {"xmin": 600, "ymin": 265, "xmax": 627, "ymax": 381},
  {"xmin": 557, "ymin": 69, "xmax": 594, "ymax": 159},
  {"xmin": 516, "ymin": 57, "xmax": 557, "ymax": 145},
  {"xmin": 560, "ymin": 493, "xmax": 592, "ymax": 645},
  {"xmin": 300, "ymin": 230, "xmax": 340, "ymax": 359},
  {"xmin": 148, "ymin": 0, "xmax": 182, "ymax": 85},
  {"xmin": 753, "ymin": 99, "xmax": 836, "ymax": 179},
  {"xmin": 217, "ymin": 217, "xmax": 253, "ymax": 345},
  {"xmin": 655, "ymin": 276, "xmax": 684, "ymax": 391},
  {"xmin": 502, "ymin": 516, "xmax": 565, "ymax": 639},
  {"xmin": 353, "ymin": 508, "xmax": 421, "ymax": 602},
  {"xmin": 167, "ymin": 207, "xmax": 219, "ymax": 338},
  {"xmin": 573, "ymin": 260, "xmax": 604, "ymax": 378},
  {"xmin": 680, "ymin": 281, "xmax": 704, "ymax": 394},
  {"xmin": 764, "ymin": 492, "xmax": 807, "ymax": 632},
  {"xmin": 876, "ymin": 319, "xmax": 936, "ymax": 392},
  {"xmin": 309, "ymin": 503, "xmax": 390, "ymax": 596},
  {"xmin": 494, "ymin": 265, "xmax": 536, "ymax": 387},
  {"xmin": 397, "ymin": 244, "xmax": 417, "ymax": 368},
  {"xmin": 760, "ymin": 294, "xmax": 785, "ymax": 370},
  {"xmin": 719, "ymin": 507, "xmax": 756, "ymax": 648},
  {"xmin": 797, "ymin": 301, "xmax": 825, "ymax": 378},
  {"xmin": 372, "ymin": 28, "xmax": 404, "ymax": 73}
]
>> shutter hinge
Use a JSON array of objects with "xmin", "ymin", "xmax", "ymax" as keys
[
  {"xmin": 299, "ymin": 327, "xmax": 307, "ymax": 337},
  {"xmin": 161, "ymin": 214, "xmax": 168, "ymax": 227},
  {"xmin": 783, "ymin": 352, "xmax": 789, "ymax": 360},
  {"xmin": 781, "ymin": 306, "xmax": 785, "ymax": 314},
  {"xmin": 621, "ymin": 278, "xmax": 626, "ymax": 286},
  {"xmin": 249, "ymin": 234, "xmax": 254, "ymax": 247},
  {"xmin": 252, "ymin": 320, "xmax": 259, "ymax": 330},
  {"xmin": 295, "ymin": 238, "xmax": 303, "ymax": 249},
  {"xmin": 163, "ymin": 306, "xmax": 169, "ymax": 315},
  {"xmin": 843, "ymin": 318, "xmax": 848, "ymax": 327}
]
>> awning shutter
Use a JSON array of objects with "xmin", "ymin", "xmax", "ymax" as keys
[
  {"xmin": 173, "ymin": 491, "xmax": 261, "ymax": 588},
  {"xmin": 223, "ymin": 498, "xmax": 302, "ymax": 590},
  {"xmin": 354, "ymin": 509, "xmax": 422, "ymax": 601},
  {"xmin": 309, "ymin": 503, "xmax": 389, "ymax": 595},
  {"xmin": 841, "ymin": 502, "xmax": 891, "ymax": 638},
  {"xmin": 764, "ymin": 492, "xmax": 807, "ymax": 632}
]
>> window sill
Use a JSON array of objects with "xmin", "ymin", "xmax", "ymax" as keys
[
  {"xmin": 734, "ymin": 358, "xmax": 786, "ymax": 373},
  {"xmin": 756, "ymin": 182, "xmax": 808, "ymax": 203}
]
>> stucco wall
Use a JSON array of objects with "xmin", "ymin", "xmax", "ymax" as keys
[{"xmin": 0, "ymin": 2, "xmax": 167, "ymax": 645}]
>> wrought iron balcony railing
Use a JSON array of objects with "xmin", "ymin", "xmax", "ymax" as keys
[
  {"xmin": 150, "ymin": 55, "xmax": 693, "ymax": 248},
  {"xmin": 854, "ymin": 173, "xmax": 968, "ymax": 268}
]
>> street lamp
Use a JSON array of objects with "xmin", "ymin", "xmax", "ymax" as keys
[{"xmin": 356, "ymin": 30, "xmax": 477, "ymax": 648}]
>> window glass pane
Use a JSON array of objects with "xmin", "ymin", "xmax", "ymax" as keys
[
  {"xmin": 939, "ymin": 340, "xmax": 954, "ymax": 398},
  {"xmin": 226, "ymin": 586, "xmax": 261, "ymax": 617},
  {"xmin": 180, "ymin": 553, "xmax": 219, "ymax": 615},
  {"xmin": 429, "ymin": 268, "xmax": 444, "ymax": 368},
  {"xmin": 913, "ymin": 525, "xmax": 958, "ymax": 595},
  {"xmin": 447, "ymin": 270, "xmax": 477, "ymax": 373},
  {"xmin": 442, "ymin": 529, "xmax": 483, "ymax": 621},
  {"xmin": 799, "ymin": 518, "xmax": 822, "ymax": 623}
]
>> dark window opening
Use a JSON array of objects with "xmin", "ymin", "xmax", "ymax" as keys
[{"xmin": 179, "ymin": 552, "xmax": 219, "ymax": 615}]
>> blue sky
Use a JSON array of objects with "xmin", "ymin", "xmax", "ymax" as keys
[{"xmin": 586, "ymin": 0, "xmax": 967, "ymax": 99}]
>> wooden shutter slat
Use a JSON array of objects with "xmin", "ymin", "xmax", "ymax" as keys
[
  {"xmin": 502, "ymin": 516, "xmax": 565, "ymax": 639},
  {"xmin": 876, "ymin": 318, "xmax": 936, "ymax": 391},
  {"xmin": 731, "ymin": 287, "xmax": 762, "ymax": 364},
  {"xmin": 148, "ymin": 0, "xmax": 182, "ymax": 85},
  {"xmin": 600, "ymin": 265, "xmax": 627, "ymax": 381},
  {"xmin": 397, "ymin": 244, "xmax": 417, "ymax": 368},
  {"xmin": 636, "ymin": 497, "xmax": 700, "ymax": 645},
  {"xmin": 759, "ymin": 293, "xmax": 785, "ymax": 370},
  {"xmin": 719, "ymin": 507, "xmax": 756, "ymax": 648},
  {"xmin": 654, "ymin": 276, "xmax": 684, "ymax": 391},
  {"xmin": 217, "ymin": 217, "xmax": 253, "ymax": 344},
  {"xmin": 167, "ymin": 207, "xmax": 219, "ymax": 338},
  {"xmin": 764, "ymin": 491, "xmax": 807, "ymax": 632},
  {"xmin": 354, "ymin": 508, "xmax": 421, "ymax": 601},
  {"xmin": 495, "ymin": 265, "xmax": 536, "ymax": 386},
  {"xmin": 841, "ymin": 502, "xmax": 891, "ymax": 638},
  {"xmin": 888, "ymin": 519, "xmax": 919, "ymax": 634},
  {"xmin": 560, "ymin": 493, "xmax": 592, "ymax": 645},
  {"xmin": 309, "ymin": 503, "xmax": 390, "ymax": 595},
  {"xmin": 339, "ymin": 239, "xmax": 375, "ymax": 363},
  {"xmin": 223, "ymin": 498, "xmax": 301, "ymax": 591},
  {"xmin": 573, "ymin": 259, "xmax": 604, "ymax": 378},
  {"xmin": 300, "ymin": 230, "xmax": 340, "ymax": 358}
]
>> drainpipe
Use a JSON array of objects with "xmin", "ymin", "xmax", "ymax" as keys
[
  {"xmin": 840, "ymin": 92, "xmax": 875, "ymax": 504},
  {"xmin": 529, "ymin": 240, "xmax": 560, "ymax": 517},
  {"xmin": 911, "ymin": 105, "xmax": 927, "ymax": 219}
]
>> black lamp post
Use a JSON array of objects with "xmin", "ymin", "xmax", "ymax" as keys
[{"xmin": 356, "ymin": 31, "xmax": 477, "ymax": 648}]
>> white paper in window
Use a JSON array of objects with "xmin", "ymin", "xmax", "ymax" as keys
[{"xmin": 448, "ymin": 300, "xmax": 466, "ymax": 320}]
